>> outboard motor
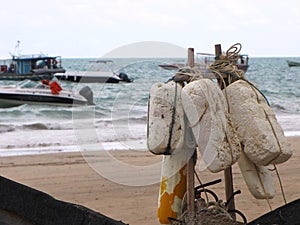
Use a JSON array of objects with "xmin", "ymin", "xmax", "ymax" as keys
[
  {"xmin": 79, "ymin": 86, "xmax": 94, "ymax": 105},
  {"xmin": 118, "ymin": 72, "xmax": 133, "ymax": 82}
]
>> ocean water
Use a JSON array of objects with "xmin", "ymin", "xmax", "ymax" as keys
[{"xmin": 0, "ymin": 57, "xmax": 299, "ymax": 156}]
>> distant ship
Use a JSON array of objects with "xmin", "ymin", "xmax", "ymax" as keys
[{"xmin": 287, "ymin": 60, "xmax": 300, "ymax": 67}]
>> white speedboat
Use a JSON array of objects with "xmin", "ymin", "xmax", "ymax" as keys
[
  {"xmin": 55, "ymin": 70, "xmax": 131, "ymax": 83},
  {"xmin": 55, "ymin": 60, "xmax": 133, "ymax": 83},
  {"xmin": 0, "ymin": 80, "xmax": 94, "ymax": 108}
]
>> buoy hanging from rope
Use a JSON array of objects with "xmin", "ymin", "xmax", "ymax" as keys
[
  {"xmin": 147, "ymin": 81, "xmax": 185, "ymax": 155},
  {"xmin": 238, "ymin": 151, "xmax": 275, "ymax": 199},
  {"xmin": 226, "ymin": 79, "xmax": 292, "ymax": 166},
  {"xmin": 181, "ymin": 78, "xmax": 241, "ymax": 173}
]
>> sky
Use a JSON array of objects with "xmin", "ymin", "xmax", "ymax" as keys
[{"xmin": 0, "ymin": 0, "xmax": 299, "ymax": 58}]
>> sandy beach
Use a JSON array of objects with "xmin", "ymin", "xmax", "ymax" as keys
[{"xmin": 0, "ymin": 136, "xmax": 299, "ymax": 225}]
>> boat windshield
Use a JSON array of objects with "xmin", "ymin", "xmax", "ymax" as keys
[
  {"xmin": 16, "ymin": 79, "xmax": 59, "ymax": 90},
  {"xmin": 87, "ymin": 60, "xmax": 115, "ymax": 72},
  {"xmin": 16, "ymin": 80, "xmax": 37, "ymax": 88}
]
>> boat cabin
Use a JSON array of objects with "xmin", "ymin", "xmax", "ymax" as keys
[
  {"xmin": 0, "ymin": 54, "xmax": 66, "ymax": 80},
  {"xmin": 0, "ymin": 54, "xmax": 65, "ymax": 75}
]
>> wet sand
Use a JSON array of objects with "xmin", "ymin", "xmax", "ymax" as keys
[{"xmin": 0, "ymin": 137, "xmax": 299, "ymax": 225}]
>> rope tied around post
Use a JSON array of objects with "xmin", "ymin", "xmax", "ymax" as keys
[
  {"xmin": 208, "ymin": 43, "xmax": 245, "ymax": 86},
  {"xmin": 173, "ymin": 67, "xmax": 203, "ymax": 83}
]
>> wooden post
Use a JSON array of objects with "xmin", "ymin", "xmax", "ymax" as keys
[
  {"xmin": 214, "ymin": 44, "xmax": 222, "ymax": 59},
  {"xmin": 187, "ymin": 155, "xmax": 195, "ymax": 224},
  {"xmin": 188, "ymin": 48, "xmax": 195, "ymax": 68},
  {"xmin": 224, "ymin": 167, "xmax": 236, "ymax": 220},
  {"xmin": 214, "ymin": 44, "xmax": 236, "ymax": 220},
  {"xmin": 186, "ymin": 47, "xmax": 195, "ymax": 225}
]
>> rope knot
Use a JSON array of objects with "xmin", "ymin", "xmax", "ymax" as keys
[
  {"xmin": 173, "ymin": 67, "xmax": 203, "ymax": 83},
  {"xmin": 208, "ymin": 43, "xmax": 245, "ymax": 83}
]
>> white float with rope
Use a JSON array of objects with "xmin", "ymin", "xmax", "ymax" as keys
[
  {"xmin": 147, "ymin": 81, "xmax": 185, "ymax": 155},
  {"xmin": 181, "ymin": 78, "xmax": 241, "ymax": 173},
  {"xmin": 238, "ymin": 151, "xmax": 275, "ymax": 199},
  {"xmin": 226, "ymin": 79, "xmax": 292, "ymax": 166}
]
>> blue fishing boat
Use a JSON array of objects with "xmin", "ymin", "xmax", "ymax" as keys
[{"xmin": 0, "ymin": 53, "xmax": 65, "ymax": 81}]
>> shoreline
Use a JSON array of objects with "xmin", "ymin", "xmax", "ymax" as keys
[
  {"xmin": 0, "ymin": 133, "xmax": 298, "ymax": 157},
  {"xmin": 0, "ymin": 136, "xmax": 299, "ymax": 225}
]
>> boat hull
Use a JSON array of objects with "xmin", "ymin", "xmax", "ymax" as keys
[
  {"xmin": 55, "ymin": 74, "xmax": 120, "ymax": 83},
  {"xmin": 287, "ymin": 60, "xmax": 300, "ymax": 67},
  {"xmin": 54, "ymin": 70, "xmax": 124, "ymax": 83},
  {"xmin": 0, "ymin": 73, "xmax": 53, "ymax": 81},
  {"xmin": 0, "ymin": 92, "xmax": 88, "ymax": 108}
]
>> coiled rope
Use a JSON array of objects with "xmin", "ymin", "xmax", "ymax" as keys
[{"xmin": 208, "ymin": 43, "xmax": 245, "ymax": 84}]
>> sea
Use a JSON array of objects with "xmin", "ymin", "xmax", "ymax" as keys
[{"xmin": 0, "ymin": 57, "xmax": 299, "ymax": 157}]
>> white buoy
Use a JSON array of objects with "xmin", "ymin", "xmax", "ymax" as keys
[
  {"xmin": 238, "ymin": 151, "xmax": 275, "ymax": 199},
  {"xmin": 182, "ymin": 79, "xmax": 241, "ymax": 173},
  {"xmin": 147, "ymin": 81, "xmax": 185, "ymax": 155},
  {"xmin": 226, "ymin": 80, "xmax": 292, "ymax": 166}
]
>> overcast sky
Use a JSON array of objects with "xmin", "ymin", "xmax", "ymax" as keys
[{"xmin": 0, "ymin": 0, "xmax": 299, "ymax": 58}]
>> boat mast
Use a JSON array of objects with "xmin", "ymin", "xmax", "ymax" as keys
[{"xmin": 13, "ymin": 40, "xmax": 21, "ymax": 57}]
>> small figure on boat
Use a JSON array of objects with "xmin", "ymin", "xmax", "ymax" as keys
[
  {"xmin": 41, "ymin": 79, "xmax": 63, "ymax": 94},
  {"xmin": 8, "ymin": 63, "xmax": 15, "ymax": 73}
]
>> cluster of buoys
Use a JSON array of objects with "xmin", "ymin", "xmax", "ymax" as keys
[
  {"xmin": 226, "ymin": 79, "xmax": 292, "ymax": 199},
  {"xmin": 147, "ymin": 55, "xmax": 292, "ymax": 224}
]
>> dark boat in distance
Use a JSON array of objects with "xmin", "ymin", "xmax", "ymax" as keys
[
  {"xmin": 287, "ymin": 60, "xmax": 300, "ymax": 67},
  {"xmin": 0, "ymin": 54, "xmax": 66, "ymax": 81}
]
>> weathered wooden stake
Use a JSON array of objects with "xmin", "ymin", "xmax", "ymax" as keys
[
  {"xmin": 186, "ymin": 47, "xmax": 195, "ymax": 225},
  {"xmin": 214, "ymin": 44, "xmax": 222, "ymax": 58},
  {"xmin": 224, "ymin": 167, "xmax": 236, "ymax": 220},
  {"xmin": 188, "ymin": 47, "xmax": 195, "ymax": 68},
  {"xmin": 215, "ymin": 44, "xmax": 236, "ymax": 220}
]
